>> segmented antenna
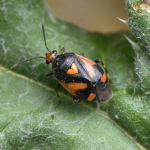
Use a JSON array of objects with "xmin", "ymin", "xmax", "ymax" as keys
[
  {"xmin": 6, "ymin": 56, "xmax": 46, "ymax": 72},
  {"xmin": 42, "ymin": 13, "xmax": 51, "ymax": 52},
  {"xmin": 6, "ymin": 13, "xmax": 51, "ymax": 72}
]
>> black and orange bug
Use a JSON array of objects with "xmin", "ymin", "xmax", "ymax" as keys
[{"xmin": 7, "ymin": 18, "xmax": 113, "ymax": 105}]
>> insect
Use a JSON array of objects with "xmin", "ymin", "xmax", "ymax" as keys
[{"xmin": 7, "ymin": 21, "xmax": 113, "ymax": 105}]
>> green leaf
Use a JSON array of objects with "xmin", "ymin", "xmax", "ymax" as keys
[
  {"xmin": 126, "ymin": 0, "xmax": 150, "ymax": 94},
  {"xmin": 126, "ymin": 0, "xmax": 150, "ymax": 50},
  {"xmin": 0, "ymin": 0, "xmax": 149, "ymax": 149}
]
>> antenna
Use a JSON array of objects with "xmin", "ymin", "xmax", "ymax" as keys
[
  {"xmin": 6, "ymin": 56, "xmax": 46, "ymax": 72},
  {"xmin": 6, "ymin": 14, "xmax": 53, "ymax": 72},
  {"xmin": 42, "ymin": 13, "xmax": 51, "ymax": 52}
]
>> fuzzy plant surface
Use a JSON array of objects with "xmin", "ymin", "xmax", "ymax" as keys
[{"xmin": 0, "ymin": 0, "xmax": 149, "ymax": 149}]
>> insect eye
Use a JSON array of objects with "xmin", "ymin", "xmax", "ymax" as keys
[
  {"xmin": 96, "ymin": 82, "xmax": 112, "ymax": 102},
  {"xmin": 46, "ymin": 60, "xmax": 50, "ymax": 64},
  {"xmin": 53, "ymin": 50, "xmax": 57, "ymax": 55}
]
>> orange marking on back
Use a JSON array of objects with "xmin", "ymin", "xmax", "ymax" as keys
[
  {"xmin": 59, "ymin": 80, "xmax": 88, "ymax": 96},
  {"xmin": 76, "ymin": 55, "xmax": 96, "ymax": 78},
  {"xmin": 101, "ymin": 74, "xmax": 107, "ymax": 83},
  {"xmin": 77, "ymin": 55, "xmax": 96, "ymax": 65},
  {"xmin": 66, "ymin": 63, "xmax": 78, "ymax": 74},
  {"xmin": 87, "ymin": 93, "xmax": 96, "ymax": 101}
]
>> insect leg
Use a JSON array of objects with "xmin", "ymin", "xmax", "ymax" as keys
[
  {"xmin": 61, "ymin": 47, "xmax": 66, "ymax": 53},
  {"xmin": 79, "ymin": 53, "xmax": 84, "ymax": 56},
  {"xmin": 55, "ymin": 83, "xmax": 62, "ymax": 107},
  {"xmin": 73, "ymin": 96, "xmax": 82, "ymax": 103},
  {"xmin": 94, "ymin": 59, "xmax": 112, "ymax": 84},
  {"xmin": 46, "ymin": 72, "xmax": 54, "ymax": 76}
]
